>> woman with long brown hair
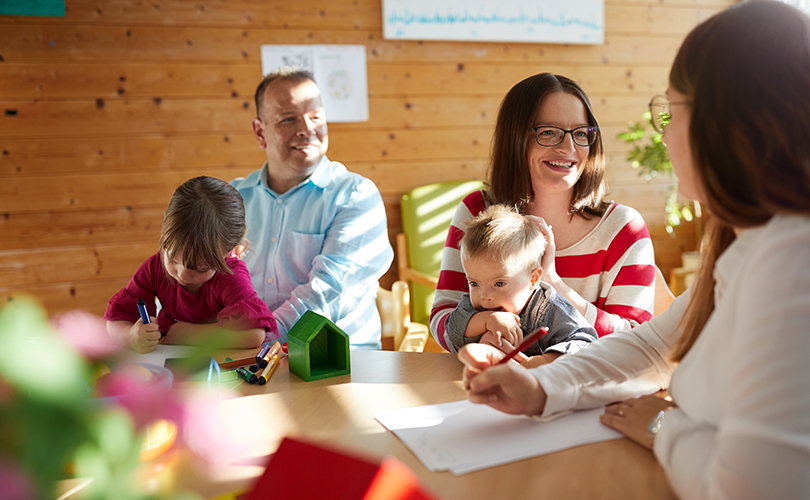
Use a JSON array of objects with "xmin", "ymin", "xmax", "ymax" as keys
[
  {"xmin": 430, "ymin": 73, "xmax": 656, "ymax": 353},
  {"xmin": 459, "ymin": 2, "xmax": 810, "ymax": 497}
]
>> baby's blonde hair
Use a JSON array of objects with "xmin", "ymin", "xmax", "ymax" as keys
[{"xmin": 460, "ymin": 205, "xmax": 546, "ymax": 274}]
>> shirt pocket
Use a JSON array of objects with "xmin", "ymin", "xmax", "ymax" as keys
[{"xmin": 285, "ymin": 231, "xmax": 326, "ymax": 284}]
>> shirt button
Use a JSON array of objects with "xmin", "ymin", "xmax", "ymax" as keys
[
  {"xmin": 271, "ymin": 237, "xmax": 277, "ymax": 243},
  {"xmin": 267, "ymin": 278, "xmax": 274, "ymax": 284},
  {"xmin": 276, "ymin": 199, "xmax": 283, "ymax": 205}
]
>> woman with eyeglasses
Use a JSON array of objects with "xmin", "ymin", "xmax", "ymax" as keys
[
  {"xmin": 459, "ymin": 1, "xmax": 810, "ymax": 498},
  {"xmin": 430, "ymin": 73, "xmax": 656, "ymax": 355}
]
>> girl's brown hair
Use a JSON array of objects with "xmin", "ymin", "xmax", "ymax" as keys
[
  {"xmin": 670, "ymin": 1, "xmax": 810, "ymax": 361},
  {"xmin": 158, "ymin": 176, "xmax": 247, "ymax": 275},
  {"xmin": 487, "ymin": 73, "xmax": 609, "ymax": 218}
]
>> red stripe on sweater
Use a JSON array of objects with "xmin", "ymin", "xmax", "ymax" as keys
[
  {"xmin": 593, "ymin": 303, "xmax": 652, "ymax": 337},
  {"xmin": 462, "ymin": 190, "xmax": 487, "ymax": 215},
  {"xmin": 429, "ymin": 304, "xmax": 456, "ymax": 350},
  {"xmin": 614, "ymin": 264, "xmax": 655, "ymax": 287},
  {"xmin": 594, "ymin": 309, "xmax": 614, "ymax": 337},
  {"xmin": 437, "ymin": 269, "xmax": 469, "ymax": 292},
  {"xmin": 447, "ymin": 225, "xmax": 465, "ymax": 250},
  {"xmin": 605, "ymin": 303, "xmax": 653, "ymax": 324},
  {"xmin": 556, "ymin": 219, "xmax": 649, "ymax": 278}
]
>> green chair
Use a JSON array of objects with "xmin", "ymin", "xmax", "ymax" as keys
[{"xmin": 397, "ymin": 180, "xmax": 487, "ymax": 349}]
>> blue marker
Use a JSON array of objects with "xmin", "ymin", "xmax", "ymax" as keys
[
  {"xmin": 137, "ymin": 298, "xmax": 165, "ymax": 338},
  {"xmin": 137, "ymin": 298, "xmax": 151, "ymax": 324}
]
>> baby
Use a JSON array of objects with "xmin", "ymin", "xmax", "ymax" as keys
[{"xmin": 444, "ymin": 205, "xmax": 596, "ymax": 364}]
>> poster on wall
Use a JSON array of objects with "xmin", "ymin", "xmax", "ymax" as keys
[
  {"xmin": 382, "ymin": 0, "xmax": 604, "ymax": 44},
  {"xmin": 0, "ymin": 0, "xmax": 64, "ymax": 16},
  {"xmin": 260, "ymin": 45, "xmax": 369, "ymax": 123}
]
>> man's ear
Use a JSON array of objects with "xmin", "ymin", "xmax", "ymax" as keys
[
  {"xmin": 531, "ymin": 267, "xmax": 543, "ymax": 287},
  {"xmin": 251, "ymin": 118, "xmax": 267, "ymax": 149}
]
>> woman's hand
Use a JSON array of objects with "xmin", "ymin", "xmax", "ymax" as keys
[
  {"xmin": 527, "ymin": 217, "xmax": 560, "ymax": 285},
  {"xmin": 600, "ymin": 395, "xmax": 677, "ymax": 450},
  {"xmin": 526, "ymin": 216, "xmax": 591, "ymax": 317},
  {"xmin": 458, "ymin": 344, "xmax": 547, "ymax": 416}
]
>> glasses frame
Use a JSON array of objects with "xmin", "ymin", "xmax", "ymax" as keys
[
  {"xmin": 648, "ymin": 95, "xmax": 690, "ymax": 134},
  {"xmin": 530, "ymin": 125, "xmax": 600, "ymax": 147}
]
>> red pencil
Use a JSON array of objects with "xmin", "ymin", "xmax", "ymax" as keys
[{"xmin": 498, "ymin": 326, "xmax": 549, "ymax": 365}]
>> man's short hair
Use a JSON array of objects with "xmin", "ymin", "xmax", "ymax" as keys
[
  {"xmin": 254, "ymin": 66, "xmax": 316, "ymax": 119},
  {"xmin": 460, "ymin": 204, "xmax": 546, "ymax": 274}
]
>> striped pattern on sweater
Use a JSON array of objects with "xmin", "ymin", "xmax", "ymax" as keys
[{"xmin": 429, "ymin": 190, "xmax": 655, "ymax": 352}]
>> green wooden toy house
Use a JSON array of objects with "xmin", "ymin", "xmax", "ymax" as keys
[{"xmin": 287, "ymin": 310, "xmax": 351, "ymax": 381}]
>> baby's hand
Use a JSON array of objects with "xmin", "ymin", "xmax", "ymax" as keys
[
  {"xmin": 484, "ymin": 312, "xmax": 522, "ymax": 347},
  {"xmin": 128, "ymin": 318, "xmax": 161, "ymax": 353}
]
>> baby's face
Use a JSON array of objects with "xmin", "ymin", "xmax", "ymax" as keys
[{"xmin": 463, "ymin": 254, "xmax": 540, "ymax": 315}]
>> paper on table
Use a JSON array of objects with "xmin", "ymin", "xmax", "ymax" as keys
[
  {"xmin": 126, "ymin": 344, "xmax": 198, "ymax": 367},
  {"xmin": 375, "ymin": 400, "xmax": 622, "ymax": 475}
]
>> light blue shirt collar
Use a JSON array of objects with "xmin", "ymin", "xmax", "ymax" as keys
[{"xmin": 255, "ymin": 156, "xmax": 333, "ymax": 196}]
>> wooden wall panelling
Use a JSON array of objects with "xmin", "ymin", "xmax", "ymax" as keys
[{"xmin": 0, "ymin": 0, "xmax": 734, "ymax": 317}]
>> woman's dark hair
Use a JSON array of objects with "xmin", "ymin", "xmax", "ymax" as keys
[
  {"xmin": 487, "ymin": 73, "xmax": 609, "ymax": 218},
  {"xmin": 670, "ymin": 0, "xmax": 810, "ymax": 361},
  {"xmin": 158, "ymin": 176, "xmax": 247, "ymax": 275}
]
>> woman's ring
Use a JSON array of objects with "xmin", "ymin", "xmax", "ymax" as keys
[{"xmin": 619, "ymin": 409, "xmax": 625, "ymax": 417}]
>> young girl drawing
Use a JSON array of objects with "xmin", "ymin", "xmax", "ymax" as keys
[{"xmin": 105, "ymin": 176, "xmax": 277, "ymax": 353}]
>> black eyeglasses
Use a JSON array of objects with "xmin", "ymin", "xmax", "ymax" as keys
[
  {"xmin": 648, "ymin": 95, "xmax": 690, "ymax": 133},
  {"xmin": 531, "ymin": 126, "xmax": 599, "ymax": 147}
]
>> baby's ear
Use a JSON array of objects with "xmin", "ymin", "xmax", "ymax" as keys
[{"xmin": 531, "ymin": 267, "xmax": 543, "ymax": 287}]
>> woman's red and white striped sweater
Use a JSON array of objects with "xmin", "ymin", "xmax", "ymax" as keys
[{"xmin": 429, "ymin": 190, "xmax": 656, "ymax": 352}]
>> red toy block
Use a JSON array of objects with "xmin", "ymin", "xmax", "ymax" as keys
[{"xmin": 246, "ymin": 436, "xmax": 440, "ymax": 500}]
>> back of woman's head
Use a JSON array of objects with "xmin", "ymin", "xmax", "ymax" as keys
[
  {"xmin": 671, "ymin": 0, "xmax": 810, "ymax": 226},
  {"xmin": 159, "ymin": 176, "xmax": 247, "ymax": 275},
  {"xmin": 488, "ymin": 73, "xmax": 607, "ymax": 217},
  {"xmin": 670, "ymin": 1, "xmax": 810, "ymax": 361}
]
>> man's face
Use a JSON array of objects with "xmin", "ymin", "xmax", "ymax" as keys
[{"xmin": 252, "ymin": 78, "xmax": 328, "ymax": 185}]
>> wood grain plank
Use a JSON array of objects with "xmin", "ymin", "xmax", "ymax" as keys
[
  {"xmin": 367, "ymin": 35, "xmax": 682, "ymax": 65},
  {"xmin": 367, "ymin": 64, "xmax": 668, "ymax": 96},
  {"xmin": 606, "ymin": 5, "xmax": 722, "ymax": 35},
  {"xmin": 0, "ymin": 61, "xmax": 258, "ymax": 99},
  {"xmin": 0, "ymin": 279, "xmax": 128, "ymax": 317},
  {"xmin": 0, "ymin": 62, "xmax": 669, "ymax": 99},
  {"xmin": 0, "ymin": 24, "xmax": 378, "ymax": 63},
  {"xmin": 0, "ymin": 206, "xmax": 165, "ymax": 251},
  {"xmin": 0, "ymin": 242, "xmax": 155, "ymax": 287},
  {"xmin": 0, "ymin": 133, "xmax": 264, "ymax": 176},
  {"xmin": 0, "ymin": 168, "xmax": 256, "ymax": 212}
]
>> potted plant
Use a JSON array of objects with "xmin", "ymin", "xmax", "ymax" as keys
[{"xmin": 618, "ymin": 113, "xmax": 703, "ymax": 236}]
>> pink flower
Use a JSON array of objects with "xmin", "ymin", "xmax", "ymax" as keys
[
  {"xmin": 0, "ymin": 459, "xmax": 35, "ymax": 500},
  {"xmin": 52, "ymin": 310, "xmax": 121, "ymax": 359},
  {"xmin": 180, "ymin": 390, "xmax": 252, "ymax": 466}
]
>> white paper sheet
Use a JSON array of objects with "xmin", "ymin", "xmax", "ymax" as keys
[
  {"xmin": 260, "ymin": 44, "xmax": 369, "ymax": 123},
  {"xmin": 376, "ymin": 400, "xmax": 622, "ymax": 475},
  {"xmin": 125, "ymin": 344, "xmax": 198, "ymax": 367}
]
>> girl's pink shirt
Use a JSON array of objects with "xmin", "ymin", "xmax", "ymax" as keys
[{"xmin": 104, "ymin": 252, "xmax": 278, "ymax": 340}]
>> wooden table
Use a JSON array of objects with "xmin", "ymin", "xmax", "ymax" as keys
[{"xmin": 153, "ymin": 350, "xmax": 677, "ymax": 500}]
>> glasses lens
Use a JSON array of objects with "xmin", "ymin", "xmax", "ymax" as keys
[
  {"xmin": 571, "ymin": 126, "xmax": 598, "ymax": 146},
  {"xmin": 534, "ymin": 127, "xmax": 563, "ymax": 146},
  {"xmin": 649, "ymin": 97, "xmax": 671, "ymax": 133}
]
